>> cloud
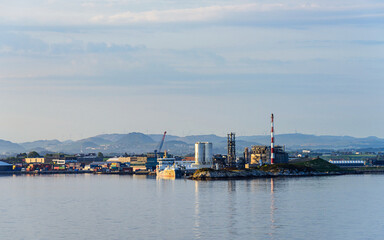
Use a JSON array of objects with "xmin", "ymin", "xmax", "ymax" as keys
[
  {"xmin": 351, "ymin": 40, "xmax": 384, "ymax": 45},
  {"xmin": 89, "ymin": 2, "xmax": 384, "ymax": 25},
  {"xmin": 0, "ymin": 33, "xmax": 145, "ymax": 55},
  {"xmin": 1, "ymin": 1, "xmax": 384, "ymax": 27},
  {"xmin": 90, "ymin": 3, "xmax": 296, "ymax": 24}
]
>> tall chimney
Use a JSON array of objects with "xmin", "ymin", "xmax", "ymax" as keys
[{"xmin": 271, "ymin": 113, "xmax": 275, "ymax": 165}]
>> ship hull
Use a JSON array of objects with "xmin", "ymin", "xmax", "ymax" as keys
[{"xmin": 157, "ymin": 169, "xmax": 183, "ymax": 178}]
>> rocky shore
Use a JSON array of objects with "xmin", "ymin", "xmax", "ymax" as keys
[
  {"xmin": 190, "ymin": 168, "xmax": 341, "ymax": 180},
  {"xmin": 190, "ymin": 158, "xmax": 345, "ymax": 180}
]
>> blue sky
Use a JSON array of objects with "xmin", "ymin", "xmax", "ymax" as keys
[{"xmin": 0, "ymin": 0, "xmax": 383, "ymax": 142}]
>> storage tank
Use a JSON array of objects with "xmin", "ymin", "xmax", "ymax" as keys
[
  {"xmin": 195, "ymin": 142, "xmax": 205, "ymax": 165},
  {"xmin": 204, "ymin": 142, "xmax": 213, "ymax": 165},
  {"xmin": 244, "ymin": 147, "xmax": 250, "ymax": 164}
]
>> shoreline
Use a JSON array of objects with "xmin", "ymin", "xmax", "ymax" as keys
[
  {"xmin": 188, "ymin": 166, "xmax": 384, "ymax": 181},
  {"xmin": 189, "ymin": 169, "xmax": 348, "ymax": 180},
  {"xmin": 1, "ymin": 168, "xmax": 384, "ymax": 178}
]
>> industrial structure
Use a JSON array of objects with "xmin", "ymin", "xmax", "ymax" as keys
[
  {"xmin": 154, "ymin": 131, "xmax": 167, "ymax": 158},
  {"xmin": 271, "ymin": 113, "xmax": 275, "ymax": 164},
  {"xmin": 244, "ymin": 147, "xmax": 250, "ymax": 164},
  {"xmin": 249, "ymin": 145, "xmax": 288, "ymax": 165},
  {"xmin": 227, "ymin": 133, "xmax": 236, "ymax": 167},
  {"xmin": 193, "ymin": 142, "xmax": 213, "ymax": 167},
  {"xmin": 106, "ymin": 153, "xmax": 159, "ymax": 171},
  {"xmin": 243, "ymin": 113, "xmax": 289, "ymax": 167},
  {"xmin": 329, "ymin": 160, "xmax": 366, "ymax": 167}
]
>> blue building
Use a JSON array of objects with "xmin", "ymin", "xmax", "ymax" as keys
[{"xmin": 0, "ymin": 161, "xmax": 13, "ymax": 171}]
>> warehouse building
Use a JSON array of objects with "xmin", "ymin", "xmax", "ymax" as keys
[
  {"xmin": 0, "ymin": 161, "xmax": 13, "ymax": 171},
  {"xmin": 107, "ymin": 153, "xmax": 158, "ymax": 170},
  {"xmin": 24, "ymin": 158, "xmax": 46, "ymax": 164}
]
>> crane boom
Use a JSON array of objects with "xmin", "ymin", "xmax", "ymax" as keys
[{"xmin": 158, "ymin": 131, "xmax": 167, "ymax": 152}]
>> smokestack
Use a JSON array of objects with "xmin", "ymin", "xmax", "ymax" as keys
[{"xmin": 271, "ymin": 113, "xmax": 275, "ymax": 164}]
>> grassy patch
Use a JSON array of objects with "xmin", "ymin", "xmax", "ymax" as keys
[
  {"xmin": 257, "ymin": 158, "xmax": 342, "ymax": 173},
  {"xmin": 294, "ymin": 158, "xmax": 342, "ymax": 172},
  {"xmin": 194, "ymin": 168, "xmax": 214, "ymax": 174},
  {"xmin": 259, "ymin": 163, "xmax": 314, "ymax": 173}
]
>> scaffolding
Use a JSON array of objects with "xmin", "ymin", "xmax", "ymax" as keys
[{"xmin": 227, "ymin": 132, "xmax": 236, "ymax": 167}]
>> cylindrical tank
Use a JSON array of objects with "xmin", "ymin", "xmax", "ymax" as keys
[
  {"xmin": 195, "ymin": 142, "xmax": 204, "ymax": 165},
  {"xmin": 244, "ymin": 147, "xmax": 250, "ymax": 163},
  {"xmin": 204, "ymin": 142, "xmax": 213, "ymax": 165}
]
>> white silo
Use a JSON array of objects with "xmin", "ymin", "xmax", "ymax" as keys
[
  {"xmin": 195, "ymin": 142, "xmax": 205, "ymax": 165},
  {"xmin": 204, "ymin": 142, "xmax": 213, "ymax": 165}
]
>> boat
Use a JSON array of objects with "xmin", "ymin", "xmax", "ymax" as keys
[
  {"xmin": 156, "ymin": 154, "xmax": 183, "ymax": 178},
  {"xmin": 157, "ymin": 165, "xmax": 183, "ymax": 178}
]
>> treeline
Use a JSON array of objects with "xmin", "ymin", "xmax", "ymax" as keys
[{"xmin": 3, "ymin": 152, "xmax": 72, "ymax": 164}]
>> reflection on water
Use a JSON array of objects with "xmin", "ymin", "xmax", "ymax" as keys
[
  {"xmin": 269, "ymin": 178, "xmax": 276, "ymax": 238},
  {"xmin": 194, "ymin": 181, "xmax": 201, "ymax": 239},
  {"xmin": 228, "ymin": 180, "xmax": 236, "ymax": 192},
  {"xmin": 227, "ymin": 180, "xmax": 238, "ymax": 237},
  {"xmin": 1, "ymin": 175, "xmax": 384, "ymax": 240}
]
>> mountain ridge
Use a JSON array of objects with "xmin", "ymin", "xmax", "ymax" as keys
[{"xmin": 0, "ymin": 133, "xmax": 383, "ymax": 156}]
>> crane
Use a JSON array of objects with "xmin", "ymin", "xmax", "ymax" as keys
[
  {"xmin": 158, "ymin": 131, "xmax": 167, "ymax": 153},
  {"xmin": 154, "ymin": 131, "xmax": 167, "ymax": 158}
]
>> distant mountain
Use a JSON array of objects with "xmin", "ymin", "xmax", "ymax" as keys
[
  {"xmin": 57, "ymin": 141, "xmax": 100, "ymax": 153},
  {"xmin": 238, "ymin": 134, "xmax": 384, "ymax": 150},
  {"xmin": 174, "ymin": 134, "xmax": 227, "ymax": 144},
  {"xmin": 20, "ymin": 140, "xmax": 62, "ymax": 152},
  {"xmin": 162, "ymin": 140, "xmax": 192, "ymax": 155},
  {"xmin": 78, "ymin": 137, "xmax": 113, "ymax": 145},
  {"xmin": 94, "ymin": 134, "xmax": 127, "ymax": 142},
  {"xmin": 115, "ymin": 132, "xmax": 155, "ymax": 145},
  {"xmin": 148, "ymin": 134, "xmax": 179, "ymax": 142},
  {"xmin": 0, "ymin": 132, "xmax": 383, "ymax": 156},
  {"xmin": 0, "ymin": 140, "xmax": 25, "ymax": 154}
]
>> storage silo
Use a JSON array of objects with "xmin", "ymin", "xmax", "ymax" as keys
[
  {"xmin": 204, "ymin": 142, "xmax": 213, "ymax": 165},
  {"xmin": 195, "ymin": 142, "xmax": 205, "ymax": 165}
]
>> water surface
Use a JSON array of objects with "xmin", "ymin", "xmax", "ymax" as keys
[{"xmin": 0, "ymin": 174, "xmax": 383, "ymax": 240}]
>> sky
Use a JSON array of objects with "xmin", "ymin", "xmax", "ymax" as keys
[{"xmin": 0, "ymin": 0, "xmax": 383, "ymax": 142}]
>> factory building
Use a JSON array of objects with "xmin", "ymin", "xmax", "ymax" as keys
[
  {"xmin": 107, "ymin": 153, "xmax": 158, "ymax": 170},
  {"xmin": 24, "ymin": 158, "xmax": 46, "ymax": 164},
  {"xmin": 329, "ymin": 160, "xmax": 366, "ymax": 167},
  {"xmin": 193, "ymin": 142, "xmax": 213, "ymax": 168},
  {"xmin": 213, "ymin": 154, "xmax": 227, "ymax": 169},
  {"xmin": 249, "ymin": 145, "xmax": 288, "ymax": 165}
]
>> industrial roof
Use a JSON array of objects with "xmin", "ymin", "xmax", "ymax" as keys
[
  {"xmin": 106, "ymin": 158, "xmax": 120, "ymax": 162},
  {"xmin": 0, "ymin": 161, "xmax": 11, "ymax": 166}
]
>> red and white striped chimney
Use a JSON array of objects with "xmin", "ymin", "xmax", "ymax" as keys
[{"xmin": 271, "ymin": 113, "xmax": 275, "ymax": 164}]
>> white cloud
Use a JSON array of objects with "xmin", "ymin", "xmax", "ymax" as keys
[
  {"xmin": 90, "ymin": 3, "xmax": 289, "ymax": 24},
  {"xmin": 89, "ymin": 2, "xmax": 384, "ymax": 24},
  {"xmin": 1, "ymin": 1, "xmax": 383, "ymax": 26}
]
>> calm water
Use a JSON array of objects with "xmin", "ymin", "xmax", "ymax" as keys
[{"xmin": 0, "ymin": 174, "xmax": 383, "ymax": 240}]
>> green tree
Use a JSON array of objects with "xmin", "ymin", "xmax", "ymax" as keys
[
  {"xmin": 27, "ymin": 151, "xmax": 40, "ymax": 158},
  {"xmin": 97, "ymin": 152, "xmax": 104, "ymax": 158},
  {"xmin": 16, "ymin": 153, "xmax": 27, "ymax": 158}
]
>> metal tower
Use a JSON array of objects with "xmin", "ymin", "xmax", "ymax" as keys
[
  {"xmin": 227, "ymin": 132, "xmax": 236, "ymax": 167},
  {"xmin": 271, "ymin": 114, "xmax": 275, "ymax": 165}
]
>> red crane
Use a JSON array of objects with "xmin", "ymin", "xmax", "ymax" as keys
[
  {"xmin": 158, "ymin": 131, "xmax": 167, "ymax": 152},
  {"xmin": 154, "ymin": 131, "xmax": 167, "ymax": 158}
]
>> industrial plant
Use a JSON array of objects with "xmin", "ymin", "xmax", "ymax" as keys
[
  {"xmin": 0, "ymin": 113, "xmax": 289, "ymax": 175},
  {"xmin": 3, "ymin": 113, "xmax": 383, "ymax": 177}
]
